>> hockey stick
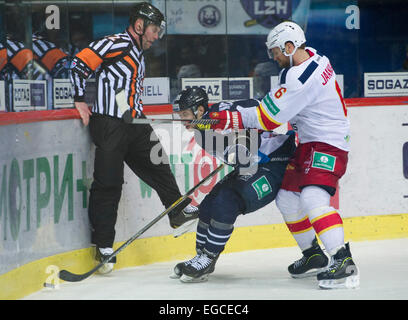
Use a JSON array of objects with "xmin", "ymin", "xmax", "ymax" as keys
[
  {"xmin": 127, "ymin": 118, "xmax": 219, "ymax": 126},
  {"xmin": 57, "ymin": 163, "xmax": 225, "ymax": 283}
]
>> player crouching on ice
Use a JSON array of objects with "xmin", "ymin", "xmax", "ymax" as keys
[{"xmin": 170, "ymin": 87, "xmax": 296, "ymax": 283}]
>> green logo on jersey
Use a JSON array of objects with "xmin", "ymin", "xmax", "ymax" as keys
[
  {"xmin": 251, "ymin": 175, "xmax": 272, "ymax": 200},
  {"xmin": 311, "ymin": 152, "xmax": 336, "ymax": 171},
  {"xmin": 262, "ymin": 95, "xmax": 280, "ymax": 116}
]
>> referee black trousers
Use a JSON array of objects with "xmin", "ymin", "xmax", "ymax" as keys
[{"xmin": 88, "ymin": 114, "xmax": 182, "ymax": 248}]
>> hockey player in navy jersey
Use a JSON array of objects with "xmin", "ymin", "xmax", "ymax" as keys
[{"xmin": 170, "ymin": 87, "xmax": 296, "ymax": 283}]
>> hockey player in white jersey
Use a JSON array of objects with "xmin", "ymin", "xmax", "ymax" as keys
[{"xmin": 208, "ymin": 21, "xmax": 359, "ymax": 289}]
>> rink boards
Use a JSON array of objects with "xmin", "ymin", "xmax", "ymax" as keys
[{"xmin": 0, "ymin": 99, "xmax": 407, "ymax": 299}]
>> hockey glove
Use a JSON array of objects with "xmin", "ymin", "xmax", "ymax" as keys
[{"xmin": 209, "ymin": 110, "xmax": 244, "ymax": 131}]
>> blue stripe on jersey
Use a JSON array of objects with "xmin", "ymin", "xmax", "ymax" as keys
[
  {"xmin": 280, "ymin": 68, "xmax": 289, "ymax": 85},
  {"xmin": 257, "ymin": 151, "xmax": 271, "ymax": 164},
  {"xmin": 298, "ymin": 61, "xmax": 318, "ymax": 84}
]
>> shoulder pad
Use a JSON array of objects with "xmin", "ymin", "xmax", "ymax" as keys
[
  {"xmin": 279, "ymin": 68, "xmax": 290, "ymax": 85},
  {"xmin": 281, "ymin": 60, "xmax": 319, "ymax": 90},
  {"xmin": 280, "ymin": 67, "xmax": 302, "ymax": 90}
]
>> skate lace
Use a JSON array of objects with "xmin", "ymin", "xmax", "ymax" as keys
[
  {"xmin": 190, "ymin": 254, "xmax": 213, "ymax": 271},
  {"xmin": 185, "ymin": 254, "xmax": 201, "ymax": 266},
  {"xmin": 293, "ymin": 256, "xmax": 307, "ymax": 269},
  {"xmin": 99, "ymin": 247, "xmax": 114, "ymax": 256},
  {"xmin": 183, "ymin": 204, "xmax": 199, "ymax": 215},
  {"xmin": 326, "ymin": 257, "xmax": 343, "ymax": 273}
]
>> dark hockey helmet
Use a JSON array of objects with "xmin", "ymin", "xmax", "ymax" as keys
[
  {"xmin": 173, "ymin": 87, "xmax": 209, "ymax": 114},
  {"xmin": 129, "ymin": 2, "xmax": 166, "ymax": 38}
]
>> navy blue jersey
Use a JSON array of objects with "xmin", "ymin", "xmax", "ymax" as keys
[{"xmin": 194, "ymin": 99, "xmax": 292, "ymax": 168}]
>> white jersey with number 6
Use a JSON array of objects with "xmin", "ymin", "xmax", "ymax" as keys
[{"xmin": 239, "ymin": 47, "xmax": 350, "ymax": 151}]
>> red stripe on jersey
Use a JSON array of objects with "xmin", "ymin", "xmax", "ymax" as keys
[
  {"xmin": 259, "ymin": 107, "xmax": 280, "ymax": 130},
  {"xmin": 335, "ymin": 80, "xmax": 347, "ymax": 117}
]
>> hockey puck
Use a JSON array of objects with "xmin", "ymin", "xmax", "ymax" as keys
[{"xmin": 43, "ymin": 282, "xmax": 55, "ymax": 289}]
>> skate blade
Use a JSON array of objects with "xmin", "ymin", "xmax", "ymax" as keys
[
  {"xmin": 180, "ymin": 273, "xmax": 209, "ymax": 283},
  {"xmin": 290, "ymin": 267, "xmax": 328, "ymax": 279},
  {"xmin": 169, "ymin": 270, "xmax": 182, "ymax": 279},
  {"xmin": 173, "ymin": 219, "xmax": 199, "ymax": 238},
  {"xmin": 318, "ymin": 275, "xmax": 360, "ymax": 290}
]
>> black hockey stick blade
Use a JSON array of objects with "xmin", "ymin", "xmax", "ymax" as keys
[
  {"xmin": 59, "ymin": 267, "xmax": 99, "ymax": 282},
  {"xmin": 58, "ymin": 163, "xmax": 225, "ymax": 283}
]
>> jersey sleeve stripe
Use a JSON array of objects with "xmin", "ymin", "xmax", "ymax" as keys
[
  {"xmin": 259, "ymin": 104, "xmax": 282, "ymax": 130},
  {"xmin": 261, "ymin": 95, "xmax": 281, "ymax": 117},
  {"xmin": 0, "ymin": 48, "xmax": 7, "ymax": 71},
  {"xmin": 256, "ymin": 108, "xmax": 268, "ymax": 130},
  {"xmin": 76, "ymin": 48, "xmax": 103, "ymax": 71},
  {"xmin": 335, "ymin": 80, "xmax": 348, "ymax": 117},
  {"xmin": 10, "ymin": 48, "xmax": 33, "ymax": 72},
  {"xmin": 104, "ymin": 51, "xmax": 125, "ymax": 59},
  {"xmin": 41, "ymin": 48, "xmax": 67, "ymax": 72},
  {"xmin": 298, "ymin": 60, "xmax": 318, "ymax": 84}
]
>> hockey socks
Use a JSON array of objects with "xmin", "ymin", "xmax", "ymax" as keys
[
  {"xmin": 284, "ymin": 212, "xmax": 317, "ymax": 251},
  {"xmin": 308, "ymin": 206, "xmax": 344, "ymax": 255},
  {"xmin": 195, "ymin": 218, "xmax": 234, "ymax": 255}
]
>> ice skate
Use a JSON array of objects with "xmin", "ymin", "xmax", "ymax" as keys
[
  {"xmin": 170, "ymin": 248, "xmax": 203, "ymax": 279},
  {"xmin": 169, "ymin": 203, "xmax": 199, "ymax": 237},
  {"xmin": 288, "ymin": 237, "xmax": 329, "ymax": 278},
  {"xmin": 95, "ymin": 247, "xmax": 116, "ymax": 275},
  {"xmin": 179, "ymin": 250, "xmax": 219, "ymax": 283},
  {"xmin": 317, "ymin": 243, "xmax": 359, "ymax": 289}
]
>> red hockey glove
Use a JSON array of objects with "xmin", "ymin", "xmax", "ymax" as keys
[{"xmin": 209, "ymin": 110, "xmax": 244, "ymax": 131}]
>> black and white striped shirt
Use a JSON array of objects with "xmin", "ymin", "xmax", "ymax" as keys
[
  {"xmin": 70, "ymin": 30, "xmax": 145, "ymax": 118},
  {"xmin": 32, "ymin": 36, "xmax": 69, "ymax": 77},
  {"xmin": 5, "ymin": 38, "xmax": 46, "ymax": 80}
]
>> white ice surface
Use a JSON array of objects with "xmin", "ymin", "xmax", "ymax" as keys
[{"xmin": 24, "ymin": 238, "xmax": 408, "ymax": 300}]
